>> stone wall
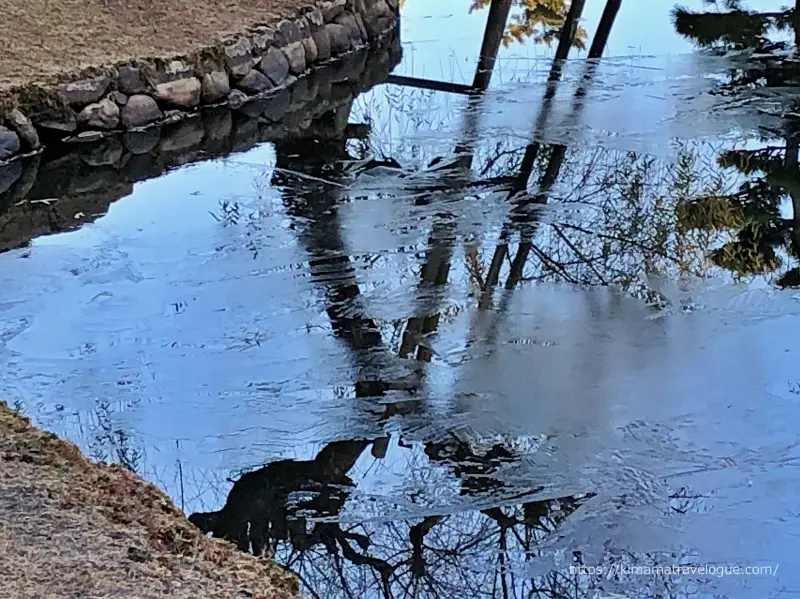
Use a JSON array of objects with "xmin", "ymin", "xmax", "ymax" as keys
[
  {"xmin": 0, "ymin": 0, "xmax": 399, "ymax": 164},
  {"xmin": 0, "ymin": 29, "xmax": 402, "ymax": 253}
]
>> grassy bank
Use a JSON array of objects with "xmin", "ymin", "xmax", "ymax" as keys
[
  {"xmin": 0, "ymin": 401, "xmax": 299, "ymax": 599},
  {"xmin": 1, "ymin": 0, "xmax": 308, "ymax": 89}
]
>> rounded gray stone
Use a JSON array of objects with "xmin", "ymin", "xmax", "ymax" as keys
[
  {"xmin": 77, "ymin": 98, "xmax": 120, "ymax": 130},
  {"xmin": 327, "ymin": 23, "xmax": 352, "ymax": 54},
  {"xmin": 302, "ymin": 37, "xmax": 319, "ymax": 64},
  {"xmin": 282, "ymin": 41, "xmax": 308, "ymax": 75},
  {"xmin": 335, "ymin": 12, "xmax": 364, "ymax": 43},
  {"xmin": 321, "ymin": 0, "xmax": 346, "ymax": 23},
  {"xmin": 236, "ymin": 69, "xmax": 274, "ymax": 94},
  {"xmin": 4, "ymin": 109, "xmax": 40, "ymax": 150},
  {"xmin": 0, "ymin": 125, "xmax": 21, "ymax": 160},
  {"xmin": 258, "ymin": 47, "xmax": 291, "ymax": 85},
  {"xmin": 312, "ymin": 28, "xmax": 332, "ymax": 61},
  {"xmin": 121, "ymin": 95, "xmax": 162, "ymax": 129},
  {"xmin": 61, "ymin": 76, "xmax": 112, "ymax": 105},
  {"xmin": 118, "ymin": 64, "xmax": 146, "ymax": 95},
  {"xmin": 365, "ymin": 0, "xmax": 395, "ymax": 38},
  {"xmin": 154, "ymin": 78, "xmax": 202, "ymax": 108},
  {"xmin": 201, "ymin": 71, "xmax": 231, "ymax": 103}
]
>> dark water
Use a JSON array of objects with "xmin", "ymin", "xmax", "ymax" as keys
[{"xmin": 3, "ymin": 1, "xmax": 800, "ymax": 597}]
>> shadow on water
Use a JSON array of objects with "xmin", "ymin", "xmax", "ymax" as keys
[{"xmin": 5, "ymin": 1, "xmax": 800, "ymax": 598}]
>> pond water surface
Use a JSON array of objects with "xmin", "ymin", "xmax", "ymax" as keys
[{"xmin": 3, "ymin": 1, "xmax": 800, "ymax": 597}]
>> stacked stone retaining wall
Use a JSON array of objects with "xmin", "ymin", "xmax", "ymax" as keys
[{"xmin": 0, "ymin": 0, "xmax": 399, "ymax": 163}]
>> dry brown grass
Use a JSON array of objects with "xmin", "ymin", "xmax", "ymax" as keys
[
  {"xmin": 0, "ymin": 401, "xmax": 300, "ymax": 599},
  {"xmin": 1, "ymin": 0, "xmax": 309, "ymax": 90}
]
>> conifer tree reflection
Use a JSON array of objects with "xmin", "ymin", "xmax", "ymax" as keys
[{"xmin": 673, "ymin": 0, "xmax": 800, "ymax": 285}]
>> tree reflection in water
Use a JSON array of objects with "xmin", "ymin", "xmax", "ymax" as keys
[
  {"xmin": 190, "ymin": 435, "xmax": 599, "ymax": 599},
  {"xmin": 188, "ymin": 2, "xmax": 800, "ymax": 598},
  {"xmin": 672, "ymin": 0, "xmax": 800, "ymax": 287}
]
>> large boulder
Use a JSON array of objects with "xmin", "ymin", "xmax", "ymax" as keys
[
  {"xmin": 312, "ymin": 27, "xmax": 332, "ymax": 61},
  {"xmin": 121, "ymin": 95, "xmax": 162, "ymax": 129},
  {"xmin": 320, "ymin": 0, "xmax": 346, "ymax": 22},
  {"xmin": 327, "ymin": 23, "xmax": 352, "ymax": 54},
  {"xmin": 201, "ymin": 71, "xmax": 231, "ymax": 103},
  {"xmin": 0, "ymin": 126, "xmax": 21, "ymax": 160},
  {"xmin": 236, "ymin": 69, "xmax": 273, "ymax": 94},
  {"xmin": 118, "ymin": 64, "xmax": 147, "ymax": 94},
  {"xmin": 258, "ymin": 47, "xmax": 291, "ymax": 85},
  {"xmin": 302, "ymin": 37, "xmax": 319, "ymax": 64},
  {"xmin": 60, "ymin": 76, "xmax": 111, "ymax": 105},
  {"xmin": 282, "ymin": 42, "xmax": 307, "ymax": 75},
  {"xmin": 154, "ymin": 78, "xmax": 202, "ymax": 108},
  {"xmin": 364, "ymin": 0, "xmax": 395, "ymax": 38},
  {"xmin": 335, "ymin": 12, "xmax": 364, "ymax": 43},
  {"xmin": 4, "ymin": 109, "xmax": 40, "ymax": 150},
  {"xmin": 77, "ymin": 98, "xmax": 120, "ymax": 130}
]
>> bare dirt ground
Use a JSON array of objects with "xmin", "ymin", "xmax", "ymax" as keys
[
  {"xmin": 1, "ymin": 0, "xmax": 307, "ymax": 89},
  {"xmin": 0, "ymin": 401, "xmax": 300, "ymax": 599}
]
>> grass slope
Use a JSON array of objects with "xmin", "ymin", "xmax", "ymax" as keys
[
  {"xmin": 0, "ymin": 401, "xmax": 299, "ymax": 599},
  {"xmin": 1, "ymin": 0, "xmax": 307, "ymax": 89}
]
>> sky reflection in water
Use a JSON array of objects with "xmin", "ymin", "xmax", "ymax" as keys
[{"xmin": 2, "ymin": 0, "xmax": 800, "ymax": 597}]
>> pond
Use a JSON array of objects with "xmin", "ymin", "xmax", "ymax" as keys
[{"xmin": 2, "ymin": 0, "xmax": 800, "ymax": 597}]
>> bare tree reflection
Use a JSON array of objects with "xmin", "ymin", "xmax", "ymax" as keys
[
  {"xmin": 189, "ymin": 3, "xmax": 748, "ymax": 598},
  {"xmin": 189, "ymin": 439, "xmax": 371, "ymax": 558},
  {"xmin": 478, "ymin": 0, "xmax": 617, "ymax": 316},
  {"xmin": 189, "ymin": 429, "xmax": 603, "ymax": 598},
  {"xmin": 272, "ymin": 102, "xmax": 418, "ymax": 405}
]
